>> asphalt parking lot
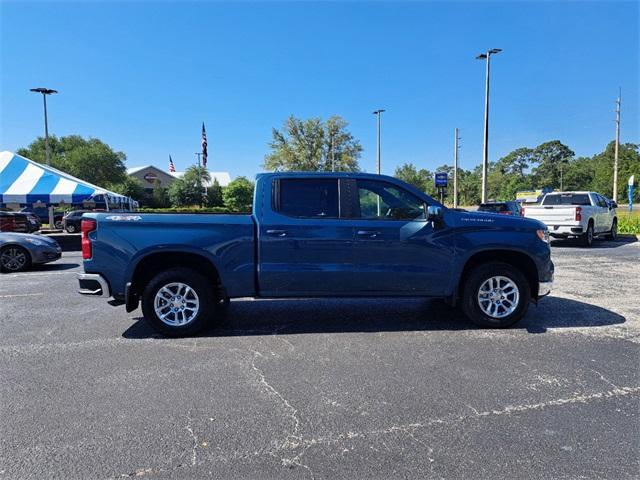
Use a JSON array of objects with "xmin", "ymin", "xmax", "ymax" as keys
[{"xmin": 1, "ymin": 237, "xmax": 639, "ymax": 479}]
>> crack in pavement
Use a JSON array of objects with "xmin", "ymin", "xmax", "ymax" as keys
[
  {"xmin": 185, "ymin": 412, "xmax": 199, "ymax": 466},
  {"xmin": 108, "ymin": 385, "xmax": 640, "ymax": 478}
]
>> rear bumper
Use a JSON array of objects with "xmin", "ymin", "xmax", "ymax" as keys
[
  {"xmin": 77, "ymin": 273, "xmax": 111, "ymax": 298},
  {"xmin": 549, "ymin": 225, "xmax": 584, "ymax": 236}
]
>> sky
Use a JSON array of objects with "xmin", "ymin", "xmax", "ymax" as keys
[{"xmin": 1, "ymin": 1, "xmax": 638, "ymax": 180}]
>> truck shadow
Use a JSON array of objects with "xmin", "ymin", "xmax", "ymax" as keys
[
  {"xmin": 123, "ymin": 295, "xmax": 625, "ymax": 338},
  {"xmin": 551, "ymin": 236, "xmax": 637, "ymax": 249}
]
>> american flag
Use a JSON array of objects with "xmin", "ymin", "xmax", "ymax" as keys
[
  {"xmin": 168, "ymin": 155, "xmax": 176, "ymax": 173},
  {"xmin": 201, "ymin": 122, "xmax": 208, "ymax": 168}
]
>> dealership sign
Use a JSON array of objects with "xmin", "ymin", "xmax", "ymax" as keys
[{"xmin": 143, "ymin": 172, "xmax": 158, "ymax": 184}]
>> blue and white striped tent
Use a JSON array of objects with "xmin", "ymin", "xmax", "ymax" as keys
[{"xmin": 0, "ymin": 151, "xmax": 137, "ymax": 209}]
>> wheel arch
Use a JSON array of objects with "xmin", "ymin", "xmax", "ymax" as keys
[
  {"xmin": 126, "ymin": 250, "xmax": 223, "ymax": 311},
  {"xmin": 457, "ymin": 249, "xmax": 539, "ymax": 301}
]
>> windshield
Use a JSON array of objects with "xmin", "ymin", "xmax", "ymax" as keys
[{"xmin": 542, "ymin": 193, "xmax": 591, "ymax": 206}]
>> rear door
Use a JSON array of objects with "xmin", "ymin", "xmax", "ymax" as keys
[
  {"xmin": 346, "ymin": 178, "xmax": 453, "ymax": 296},
  {"xmin": 257, "ymin": 177, "xmax": 357, "ymax": 296}
]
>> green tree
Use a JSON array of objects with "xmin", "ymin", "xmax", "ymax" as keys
[
  {"xmin": 206, "ymin": 178, "xmax": 224, "ymax": 207},
  {"xmin": 394, "ymin": 163, "xmax": 434, "ymax": 194},
  {"xmin": 151, "ymin": 179, "xmax": 171, "ymax": 208},
  {"xmin": 17, "ymin": 135, "xmax": 127, "ymax": 187},
  {"xmin": 590, "ymin": 142, "xmax": 640, "ymax": 202},
  {"xmin": 223, "ymin": 177, "xmax": 254, "ymax": 212},
  {"xmin": 168, "ymin": 166, "xmax": 211, "ymax": 206},
  {"xmin": 108, "ymin": 177, "xmax": 146, "ymax": 201},
  {"xmin": 264, "ymin": 115, "xmax": 362, "ymax": 172},
  {"xmin": 531, "ymin": 140, "xmax": 575, "ymax": 190}
]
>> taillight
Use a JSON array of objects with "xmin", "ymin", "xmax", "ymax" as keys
[
  {"xmin": 575, "ymin": 207, "xmax": 582, "ymax": 222},
  {"xmin": 520, "ymin": 207, "xmax": 525, "ymax": 217},
  {"xmin": 81, "ymin": 219, "xmax": 96, "ymax": 259}
]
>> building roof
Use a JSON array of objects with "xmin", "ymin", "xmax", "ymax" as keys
[{"xmin": 172, "ymin": 171, "xmax": 231, "ymax": 187}]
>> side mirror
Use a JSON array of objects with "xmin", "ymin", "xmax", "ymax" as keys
[
  {"xmin": 427, "ymin": 205, "xmax": 443, "ymax": 222},
  {"xmin": 611, "ymin": 201, "xmax": 618, "ymax": 209}
]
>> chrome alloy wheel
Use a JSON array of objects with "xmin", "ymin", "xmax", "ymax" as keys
[
  {"xmin": 477, "ymin": 275, "xmax": 520, "ymax": 319},
  {"xmin": 1, "ymin": 248, "xmax": 28, "ymax": 271},
  {"xmin": 154, "ymin": 282, "xmax": 200, "ymax": 326}
]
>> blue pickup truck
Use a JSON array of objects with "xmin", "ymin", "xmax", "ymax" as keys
[{"xmin": 78, "ymin": 172, "xmax": 553, "ymax": 336}]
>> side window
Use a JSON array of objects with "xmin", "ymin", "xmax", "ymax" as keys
[
  {"xmin": 595, "ymin": 195, "xmax": 607, "ymax": 208},
  {"xmin": 356, "ymin": 180, "xmax": 425, "ymax": 220},
  {"xmin": 277, "ymin": 179, "xmax": 339, "ymax": 218}
]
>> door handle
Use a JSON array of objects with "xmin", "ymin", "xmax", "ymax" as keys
[
  {"xmin": 357, "ymin": 230, "xmax": 381, "ymax": 238},
  {"xmin": 266, "ymin": 229, "xmax": 287, "ymax": 237}
]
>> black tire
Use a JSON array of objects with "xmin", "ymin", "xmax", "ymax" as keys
[
  {"xmin": 461, "ymin": 261, "xmax": 531, "ymax": 328},
  {"xmin": 581, "ymin": 222, "xmax": 594, "ymax": 247},
  {"xmin": 54, "ymin": 220, "xmax": 63, "ymax": 230},
  {"xmin": 605, "ymin": 219, "xmax": 617, "ymax": 241},
  {"xmin": 0, "ymin": 245, "xmax": 32, "ymax": 273},
  {"xmin": 141, "ymin": 267, "xmax": 216, "ymax": 337},
  {"xmin": 65, "ymin": 224, "xmax": 77, "ymax": 234}
]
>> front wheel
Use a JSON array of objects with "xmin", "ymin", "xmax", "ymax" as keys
[
  {"xmin": 461, "ymin": 262, "xmax": 531, "ymax": 328},
  {"xmin": 1, "ymin": 246, "xmax": 32, "ymax": 273},
  {"xmin": 141, "ymin": 267, "xmax": 216, "ymax": 337},
  {"xmin": 605, "ymin": 219, "xmax": 617, "ymax": 241},
  {"xmin": 65, "ymin": 224, "xmax": 77, "ymax": 234}
]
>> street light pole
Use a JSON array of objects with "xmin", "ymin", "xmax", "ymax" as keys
[
  {"xmin": 373, "ymin": 109, "xmax": 385, "ymax": 175},
  {"xmin": 373, "ymin": 109, "xmax": 385, "ymax": 217},
  {"xmin": 475, "ymin": 49, "xmax": 501, "ymax": 203},
  {"xmin": 30, "ymin": 87, "xmax": 58, "ymax": 166}
]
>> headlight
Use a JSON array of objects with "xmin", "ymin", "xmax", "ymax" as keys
[
  {"xmin": 25, "ymin": 238, "xmax": 46, "ymax": 246},
  {"xmin": 536, "ymin": 229, "xmax": 550, "ymax": 243}
]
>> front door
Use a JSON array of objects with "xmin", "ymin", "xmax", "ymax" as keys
[
  {"xmin": 347, "ymin": 178, "xmax": 453, "ymax": 296},
  {"xmin": 258, "ymin": 177, "xmax": 356, "ymax": 296}
]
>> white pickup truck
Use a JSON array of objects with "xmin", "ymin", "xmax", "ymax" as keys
[{"xmin": 523, "ymin": 191, "xmax": 618, "ymax": 246}]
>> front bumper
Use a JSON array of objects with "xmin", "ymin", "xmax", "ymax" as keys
[
  {"xmin": 538, "ymin": 280, "xmax": 553, "ymax": 297},
  {"xmin": 32, "ymin": 246, "xmax": 62, "ymax": 264},
  {"xmin": 78, "ymin": 273, "xmax": 111, "ymax": 298}
]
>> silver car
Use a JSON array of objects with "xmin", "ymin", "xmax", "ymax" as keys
[{"xmin": 0, "ymin": 232, "xmax": 62, "ymax": 272}]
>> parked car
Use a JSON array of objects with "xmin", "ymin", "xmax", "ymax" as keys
[
  {"xmin": 21, "ymin": 208, "xmax": 64, "ymax": 229},
  {"xmin": 523, "ymin": 191, "xmax": 617, "ymax": 246},
  {"xmin": 78, "ymin": 172, "xmax": 554, "ymax": 337},
  {"xmin": 478, "ymin": 201, "xmax": 523, "ymax": 216},
  {"xmin": 0, "ymin": 232, "xmax": 62, "ymax": 272},
  {"xmin": 62, "ymin": 210, "xmax": 89, "ymax": 233},
  {"xmin": 0, "ymin": 211, "xmax": 40, "ymax": 233}
]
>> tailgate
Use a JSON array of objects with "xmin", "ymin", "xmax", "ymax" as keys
[{"xmin": 525, "ymin": 206, "xmax": 576, "ymax": 224}]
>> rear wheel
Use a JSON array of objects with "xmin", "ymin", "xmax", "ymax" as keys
[
  {"xmin": 0, "ymin": 246, "xmax": 31, "ymax": 272},
  {"xmin": 461, "ymin": 262, "xmax": 531, "ymax": 328},
  {"xmin": 581, "ymin": 222, "xmax": 594, "ymax": 247},
  {"xmin": 65, "ymin": 224, "xmax": 77, "ymax": 233},
  {"xmin": 141, "ymin": 267, "xmax": 216, "ymax": 337},
  {"xmin": 605, "ymin": 219, "xmax": 617, "ymax": 241},
  {"xmin": 54, "ymin": 220, "xmax": 63, "ymax": 229}
]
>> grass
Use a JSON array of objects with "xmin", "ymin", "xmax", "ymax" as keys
[{"xmin": 617, "ymin": 208, "xmax": 640, "ymax": 234}]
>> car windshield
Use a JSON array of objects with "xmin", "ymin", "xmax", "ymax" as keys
[{"xmin": 543, "ymin": 194, "xmax": 591, "ymax": 206}]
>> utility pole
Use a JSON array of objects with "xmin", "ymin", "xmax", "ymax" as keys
[
  {"xmin": 30, "ymin": 87, "xmax": 58, "ymax": 166},
  {"xmin": 613, "ymin": 89, "xmax": 621, "ymax": 202},
  {"xmin": 476, "ymin": 49, "xmax": 501, "ymax": 203},
  {"xmin": 453, "ymin": 128, "xmax": 460, "ymax": 208}
]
